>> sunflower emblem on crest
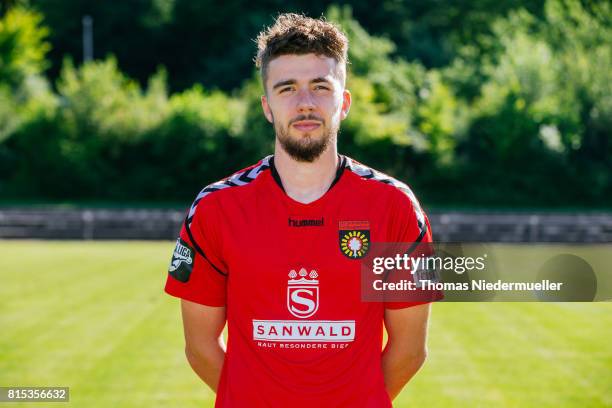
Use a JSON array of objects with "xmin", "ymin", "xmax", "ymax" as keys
[{"xmin": 338, "ymin": 221, "xmax": 370, "ymax": 259}]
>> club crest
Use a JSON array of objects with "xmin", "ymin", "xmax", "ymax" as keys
[{"xmin": 339, "ymin": 220, "xmax": 370, "ymax": 259}]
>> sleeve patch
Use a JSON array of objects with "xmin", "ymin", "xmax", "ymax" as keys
[
  {"xmin": 413, "ymin": 261, "xmax": 441, "ymax": 288},
  {"xmin": 168, "ymin": 238, "xmax": 195, "ymax": 283}
]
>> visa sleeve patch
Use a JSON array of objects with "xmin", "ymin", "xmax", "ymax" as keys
[{"xmin": 168, "ymin": 237, "xmax": 195, "ymax": 283}]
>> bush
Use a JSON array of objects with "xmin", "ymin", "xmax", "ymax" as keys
[
  {"xmin": 0, "ymin": 1, "xmax": 609, "ymax": 207},
  {"xmin": 3, "ymin": 55, "xmax": 250, "ymax": 200}
]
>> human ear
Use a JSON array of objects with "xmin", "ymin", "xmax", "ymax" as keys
[
  {"xmin": 261, "ymin": 95, "xmax": 274, "ymax": 123},
  {"xmin": 340, "ymin": 89, "xmax": 351, "ymax": 120}
]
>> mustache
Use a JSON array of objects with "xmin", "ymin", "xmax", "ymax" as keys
[{"xmin": 289, "ymin": 115, "xmax": 324, "ymax": 125}]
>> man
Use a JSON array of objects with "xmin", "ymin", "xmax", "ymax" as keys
[{"xmin": 165, "ymin": 13, "xmax": 439, "ymax": 407}]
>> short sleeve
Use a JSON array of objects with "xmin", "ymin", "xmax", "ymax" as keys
[
  {"xmin": 384, "ymin": 188, "xmax": 443, "ymax": 309},
  {"xmin": 164, "ymin": 194, "xmax": 227, "ymax": 307}
]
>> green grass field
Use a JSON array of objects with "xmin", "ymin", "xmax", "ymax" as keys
[{"xmin": 0, "ymin": 241, "xmax": 610, "ymax": 407}]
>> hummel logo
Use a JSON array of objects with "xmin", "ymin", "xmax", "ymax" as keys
[{"xmin": 288, "ymin": 217, "xmax": 324, "ymax": 227}]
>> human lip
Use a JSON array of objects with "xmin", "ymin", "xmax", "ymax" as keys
[{"xmin": 292, "ymin": 120, "xmax": 322, "ymax": 131}]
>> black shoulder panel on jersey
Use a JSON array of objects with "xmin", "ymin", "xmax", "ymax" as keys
[
  {"xmin": 186, "ymin": 155, "xmax": 272, "ymax": 226},
  {"xmin": 345, "ymin": 157, "xmax": 428, "ymax": 243},
  {"xmin": 184, "ymin": 216, "xmax": 228, "ymax": 277},
  {"xmin": 184, "ymin": 156, "xmax": 272, "ymax": 276}
]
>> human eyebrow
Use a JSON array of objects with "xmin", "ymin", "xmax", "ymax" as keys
[
  {"xmin": 311, "ymin": 77, "xmax": 332, "ymax": 85},
  {"xmin": 272, "ymin": 79, "xmax": 296, "ymax": 90}
]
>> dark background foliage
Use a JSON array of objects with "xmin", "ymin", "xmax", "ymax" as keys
[{"xmin": 0, "ymin": 0, "xmax": 610, "ymax": 207}]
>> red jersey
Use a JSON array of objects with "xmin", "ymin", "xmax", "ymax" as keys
[{"xmin": 165, "ymin": 155, "xmax": 434, "ymax": 407}]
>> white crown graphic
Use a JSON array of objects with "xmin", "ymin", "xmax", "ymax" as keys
[{"xmin": 288, "ymin": 268, "xmax": 319, "ymax": 285}]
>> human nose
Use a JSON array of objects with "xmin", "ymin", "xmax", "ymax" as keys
[{"xmin": 296, "ymin": 88, "xmax": 316, "ymax": 112}]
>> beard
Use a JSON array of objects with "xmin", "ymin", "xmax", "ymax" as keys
[{"xmin": 274, "ymin": 114, "xmax": 338, "ymax": 163}]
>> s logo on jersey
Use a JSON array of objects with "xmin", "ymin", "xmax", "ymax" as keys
[
  {"xmin": 287, "ymin": 268, "xmax": 319, "ymax": 318},
  {"xmin": 252, "ymin": 268, "xmax": 355, "ymax": 344},
  {"xmin": 339, "ymin": 221, "xmax": 370, "ymax": 259}
]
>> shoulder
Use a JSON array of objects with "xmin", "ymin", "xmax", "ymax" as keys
[
  {"xmin": 343, "ymin": 156, "xmax": 427, "ymax": 227},
  {"xmin": 186, "ymin": 156, "xmax": 272, "ymax": 226}
]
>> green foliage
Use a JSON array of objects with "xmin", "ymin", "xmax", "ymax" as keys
[
  {"xmin": 57, "ymin": 58, "xmax": 168, "ymax": 141},
  {"xmin": 330, "ymin": 6, "xmax": 466, "ymax": 173},
  {"xmin": 544, "ymin": 0, "xmax": 612, "ymax": 160},
  {"xmin": 139, "ymin": 85, "xmax": 248, "ymax": 199},
  {"xmin": 238, "ymin": 73, "xmax": 275, "ymax": 159},
  {"xmin": 417, "ymin": 71, "xmax": 467, "ymax": 166},
  {"xmin": 327, "ymin": 5, "xmax": 396, "ymax": 77},
  {"xmin": 28, "ymin": 0, "xmax": 545, "ymax": 91},
  {"xmin": 2, "ymin": 54, "xmax": 252, "ymax": 200},
  {"xmin": 0, "ymin": 84, "xmax": 19, "ymax": 140},
  {"xmin": 0, "ymin": 7, "xmax": 54, "ymax": 144},
  {"xmin": 450, "ymin": 1, "xmax": 612, "ymax": 206},
  {"xmin": 0, "ymin": 0, "xmax": 610, "ymax": 207},
  {"xmin": 0, "ymin": 7, "xmax": 49, "ymax": 87}
]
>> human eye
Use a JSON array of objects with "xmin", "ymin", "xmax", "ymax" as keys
[{"xmin": 278, "ymin": 86, "xmax": 294, "ymax": 94}]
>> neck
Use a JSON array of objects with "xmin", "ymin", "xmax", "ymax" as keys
[{"xmin": 273, "ymin": 140, "xmax": 339, "ymax": 204}]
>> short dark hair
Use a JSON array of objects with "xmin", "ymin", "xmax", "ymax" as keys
[{"xmin": 255, "ymin": 13, "xmax": 349, "ymax": 89}]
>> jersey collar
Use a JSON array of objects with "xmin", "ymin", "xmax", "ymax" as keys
[{"xmin": 269, "ymin": 155, "xmax": 347, "ymax": 193}]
